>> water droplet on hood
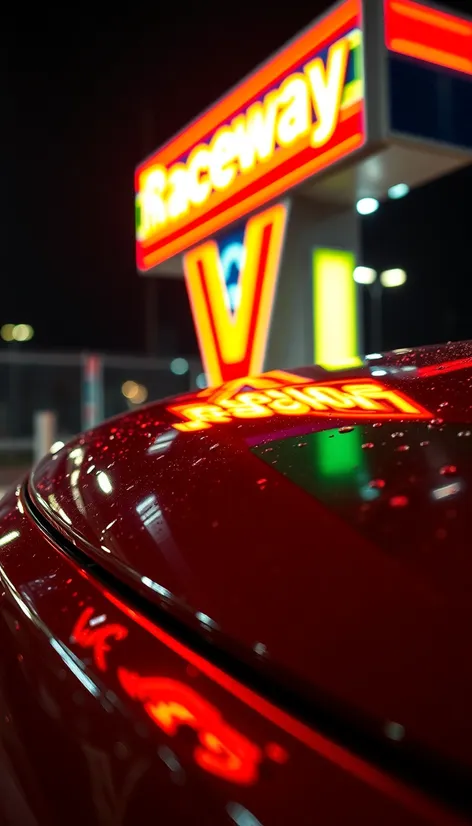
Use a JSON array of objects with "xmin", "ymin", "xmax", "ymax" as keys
[
  {"xmin": 384, "ymin": 721, "xmax": 405, "ymax": 741},
  {"xmin": 440, "ymin": 465, "xmax": 457, "ymax": 476},
  {"xmin": 389, "ymin": 495, "xmax": 409, "ymax": 508}
]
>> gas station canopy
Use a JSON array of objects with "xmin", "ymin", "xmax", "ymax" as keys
[{"xmin": 135, "ymin": 0, "xmax": 472, "ymax": 275}]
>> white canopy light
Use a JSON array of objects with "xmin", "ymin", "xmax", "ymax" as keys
[
  {"xmin": 353, "ymin": 266, "xmax": 377, "ymax": 285},
  {"xmin": 388, "ymin": 183, "xmax": 410, "ymax": 200},
  {"xmin": 356, "ymin": 197, "xmax": 379, "ymax": 215},
  {"xmin": 380, "ymin": 268, "xmax": 407, "ymax": 288}
]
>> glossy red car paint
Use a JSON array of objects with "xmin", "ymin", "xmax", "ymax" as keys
[{"xmin": 1, "ymin": 342, "xmax": 472, "ymax": 824}]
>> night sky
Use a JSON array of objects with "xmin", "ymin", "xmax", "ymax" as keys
[{"xmin": 5, "ymin": 0, "xmax": 472, "ymax": 358}]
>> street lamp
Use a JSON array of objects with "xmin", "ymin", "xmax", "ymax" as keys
[{"xmin": 353, "ymin": 267, "xmax": 407, "ymax": 352}]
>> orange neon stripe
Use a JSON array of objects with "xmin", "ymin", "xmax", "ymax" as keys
[
  {"xmin": 385, "ymin": 0, "xmax": 472, "ymax": 76},
  {"xmin": 140, "ymin": 131, "xmax": 364, "ymax": 271},
  {"xmin": 183, "ymin": 203, "xmax": 288, "ymax": 386},
  {"xmin": 136, "ymin": 0, "xmax": 359, "ymax": 175},
  {"xmin": 389, "ymin": 40, "xmax": 472, "ymax": 75},
  {"xmin": 389, "ymin": 0, "xmax": 471, "ymax": 33},
  {"xmin": 416, "ymin": 357, "xmax": 472, "ymax": 378}
]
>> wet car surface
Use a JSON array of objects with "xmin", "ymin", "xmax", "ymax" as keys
[{"xmin": 1, "ymin": 341, "xmax": 472, "ymax": 824}]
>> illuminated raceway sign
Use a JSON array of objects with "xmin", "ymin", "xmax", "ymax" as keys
[
  {"xmin": 168, "ymin": 376, "xmax": 432, "ymax": 432},
  {"xmin": 135, "ymin": 0, "xmax": 365, "ymax": 270}
]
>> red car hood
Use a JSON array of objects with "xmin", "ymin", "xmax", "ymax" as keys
[{"xmin": 29, "ymin": 341, "xmax": 472, "ymax": 776}]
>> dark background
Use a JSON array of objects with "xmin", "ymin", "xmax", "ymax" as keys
[{"xmin": 4, "ymin": 0, "xmax": 472, "ymax": 356}]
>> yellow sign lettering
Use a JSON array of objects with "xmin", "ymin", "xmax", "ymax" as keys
[
  {"xmin": 305, "ymin": 38, "xmax": 350, "ymax": 147},
  {"xmin": 210, "ymin": 128, "xmax": 238, "ymax": 190},
  {"xmin": 137, "ymin": 31, "xmax": 363, "ymax": 244},
  {"xmin": 276, "ymin": 74, "xmax": 311, "ymax": 148},
  {"xmin": 187, "ymin": 145, "xmax": 212, "ymax": 206},
  {"xmin": 140, "ymin": 166, "xmax": 167, "ymax": 237},
  {"xmin": 166, "ymin": 164, "xmax": 189, "ymax": 220}
]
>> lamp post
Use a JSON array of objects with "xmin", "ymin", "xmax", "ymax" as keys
[{"xmin": 353, "ymin": 268, "xmax": 407, "ymax": 352}]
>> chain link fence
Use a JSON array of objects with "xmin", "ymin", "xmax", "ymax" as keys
[{"xmin": 0, "ymin": 350, "xmax": 202, "ymax": 476}]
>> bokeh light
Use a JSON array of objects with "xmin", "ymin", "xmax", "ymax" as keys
[
  {"xmin": 13, "ymin": 324, "xmax": 34, "ymax": 342},
  {"xmin": 122, "ymin": 380, "xmax": 148, "ymax": 404},
  {"xmin": 170, "ymin": 357, "xmax": 189, "ymax": 375},
  {"xmin": 0, "ymin": 324, "xmax": 15, "ymax": 342},
  {"xmin": 353, "ymin": 266, "xmax": 377, "ymax": 285},
  {"xmin": 356, "ymin": 197, "xmax": 379, "ymax": 216},
  {"xmin": 380, "ymin": 268, "xmax": 407, "ymax": 288}
]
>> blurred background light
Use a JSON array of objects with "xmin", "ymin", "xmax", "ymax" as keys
[
  {"xmin": 388, "ymin": 183, "xmax": 410, "ymax": 200},
  {"xmin": 353, "ymin": 266, "xmax": 377, "ymax": 285},
  {"xmin": 356, "ymin": 198, "xmax": 379, "ymax": 215},
  {"xmin": 1, "ymin": 323, "xmax": 34, "ymax": 342},
  {"xmin": 121, "ymin": 380, "xmax": 148, "ymax": 404},
  {"xmin": 380, "ymin": 268, "xmax": 407, "ymax": 288},
  {"xmin": 170, "ymin": 357, "xmax": 189, "ymax": 375}
]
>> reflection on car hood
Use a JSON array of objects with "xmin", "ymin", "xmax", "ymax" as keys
[{"xmin": 30, "ymin": 340, "xmax": 472, "ymax": 772}]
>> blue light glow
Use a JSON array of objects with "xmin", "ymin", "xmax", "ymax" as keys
[{"xmin": 219, "ymin": 241, "xmax": 244, "ymax": 313}]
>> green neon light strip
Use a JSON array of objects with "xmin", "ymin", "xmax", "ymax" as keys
[
  {"xmin": 135, "ymin": 201, "xmax": 141, "ymax": 235},
  {"xmin": 313, "ymin": 248, "xmax": 361, "ymax": 370},
  {"xmin": 342, "ymin": 28, "xmax": 364, "ymax": 107}
]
